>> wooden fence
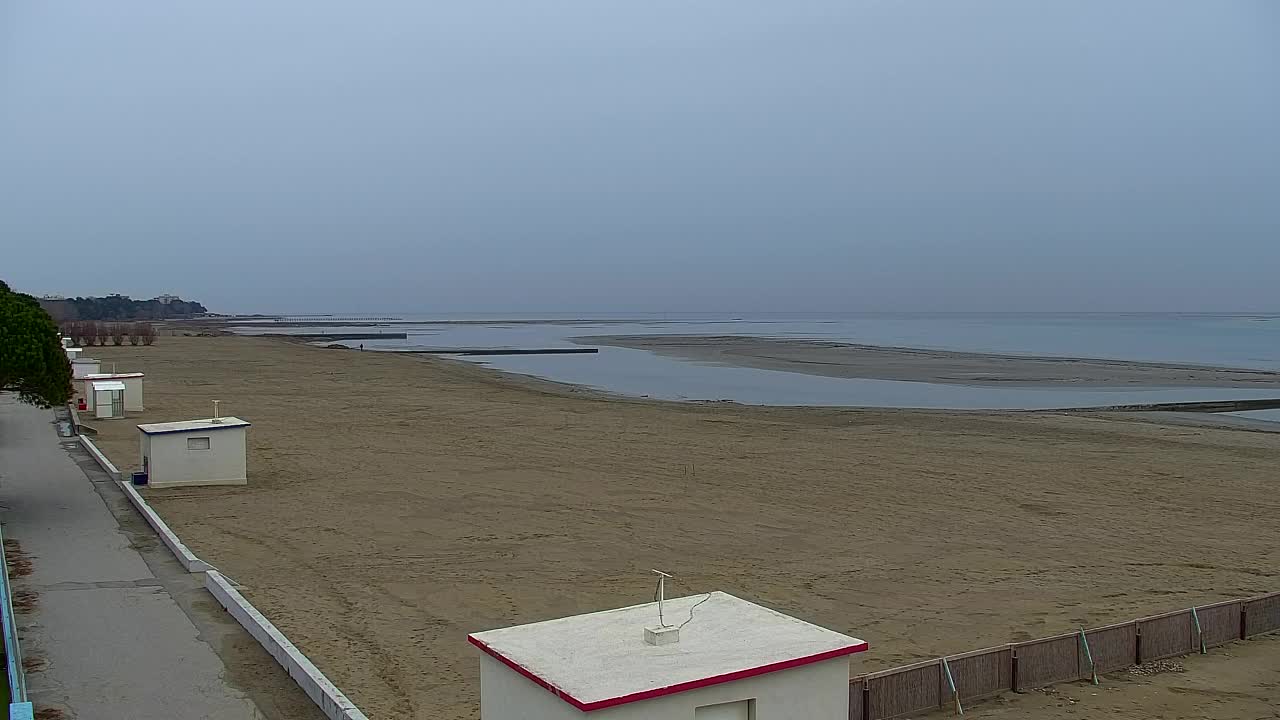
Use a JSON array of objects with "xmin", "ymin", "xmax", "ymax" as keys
[{"xmin": 848, "ymin": 591, "xmax": 1280, "ymax": 719}]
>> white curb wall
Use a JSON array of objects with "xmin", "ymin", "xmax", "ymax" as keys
[
  {"xmin": 73, "ymin": 422, "xmax": 210, "ymax": 572},
  {"xmin": 116, "ymin": 480, "xmax": 212, "ymax": 573},
  {"xmin": 77, "ymin": 434, "xmax": 122, "ymax": 482},
  {"xmin": 206, "ymin": 571, "xmax": 371, "ymax": 720}
]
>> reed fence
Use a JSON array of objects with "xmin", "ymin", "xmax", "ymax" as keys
[{"xmin": 848, "ymin": 591, "xmax": 1280, "ymax": 719}]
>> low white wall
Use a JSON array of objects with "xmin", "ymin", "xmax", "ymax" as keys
[
  {"xmin": 74, "ymin": 425, "xmax": 211, "ymax": 573},
  {"xmin": 78, "ymin": 434, "xmax": 122, "ymax": 482},
  {"xmin": 76, "ymin": 412, "xmax": 371, "ymax": 720},
  {"xmin": 116, "ymin": 481, "xmax": 212, "ymax": 573},
  {"xmin": 205, "ymin": 571, "xmax": 370, "ymax": 720}
]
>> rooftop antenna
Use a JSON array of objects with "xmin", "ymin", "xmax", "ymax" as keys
[
  {"xmin": 652, "ymin": 569, "xmax": 672, "ymax": 627},
  {"xmin": 212, "ymin": 400, "xmax": 222, "ymax": 423},
  {"xmin": 644, "ymin": 570, "xmax": 680, "ymax": 646}
]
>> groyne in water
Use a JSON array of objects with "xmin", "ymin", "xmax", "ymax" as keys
[
  {"xmin": 273, "ymin": 332, "xmax": 408, "ymax": 341},
  {"xmin": 387, "ymin": 348, "xmax": 599, "ymax": 356},
  {"xmin": 1063, "ymin": 398, "xmax": 1280, "ymax": 413}
]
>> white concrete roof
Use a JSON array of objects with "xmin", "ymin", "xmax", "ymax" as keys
[
  {"xmin": 468, "ymin": 591, "xmax": 866, "ymax": 712},
  {"xmin": 138, "ymin": 417, "xmax": 251, "ymax": 435},
  {"xmin": 91, "ymin": 381, "xmax": 127, "ymax": 391},
  {"xmin": 84, "ymin": 373, "xmax": 144, "ymax": 379},
  {"xmin": 71, "ymin": 358, "xmax": 100, "ymax": 364}
]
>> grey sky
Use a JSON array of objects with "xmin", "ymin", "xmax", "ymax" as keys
[{"xmin": 2, "ymin": 1, "xmax": 1277, "ymax": 314}]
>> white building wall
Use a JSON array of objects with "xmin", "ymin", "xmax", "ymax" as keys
[
  {"xmin": 480, "ymin": 654, "xmax": 581, "ymax": 720},
  {"xmin": 121, "ymin": 377, "xmax": 144, "ymax": 411},
  {"xmin": 480, "ymin": 654, "xmax": 849, "ymax": 720},
  {"xmin": 144, "ymin": 428, "xmax": 248, "ymax": 488},
  {"xmin": 71, "ymin": 360, "xmax": 100, "ymax": 379}
]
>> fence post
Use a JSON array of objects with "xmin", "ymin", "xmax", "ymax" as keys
[
  {"xmin": 1011, "ymin": 649, "xmax": 1020, "ymax": 693},
  {"xmin": 941, "ymin": 657, "xmax": 963, "ymax": 716},
  {"xmin": 1240, "ymin": 606, "xmax": 1249, "ymax": 640},
  {"xmin": 862, "ymin": 681, "xmax": 870, "ymax": 720},
  {"xmin": 1134, "ymin": 625, "xmax": 1143, "ymax": 664},
  {"xmin": 1078, "ymin": 628, "xmax": 1098, "ymax": 685},
  {"xmin": 1191, "ymin": 607, "xmax": 1206, "ymax": 654}
]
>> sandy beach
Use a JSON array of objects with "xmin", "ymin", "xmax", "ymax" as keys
[
  {"xmin": 85, "ymin": 335, "xmax": 1280, "ymax": 719},
  {"xmin": 582, "ymin": 334, "xmax": 1280, "ymax": 388}
]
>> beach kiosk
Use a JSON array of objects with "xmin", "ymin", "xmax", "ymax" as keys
[
  {"xmin": 469, "ymin": 591, "xmax": 867, "ymax": 720},
  {"xmin": 137, "ymin": 416, "xmax": 250, "ymax": 488},
  {"xmin": 71, "ymin": 357, "xmax": 100, "ymax": 379},
  {"xmin": 65, "ymin": 346, "xmax": 83, "ymax": 361},
  {"xmin": 91, "ymin": 381, "xmax": 127, "ymax": 420},
  {"xmin": 83, "ymin": 373, "xmax": 145, "ymax": 412}
]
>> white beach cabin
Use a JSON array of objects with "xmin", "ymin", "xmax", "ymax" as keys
[
  {"xmin": 71, "ymin": 357, "xmax": 100, "ymax": 379},
  {"xmin": 91, "ymin": 381, "xmax": 127, "ymax": 420},
  {"xmin": 138, "ymin": 417, "xmax": 250, "ymax": 488},
  {"xmin": 65, "ymin": 347, "xmax": 83, "ymax": 361},
  {"xmin": 83, "ymin": 373, "xmax": 144, "ymax": 412},
  {"xmin": 469, "ymin": 591, "xmax": 867, "ymax": 720}
]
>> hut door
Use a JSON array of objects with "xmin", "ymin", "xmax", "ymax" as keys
[{"xmin": 110, "ymin": 390, "xmax": 125, "ymax": 418}]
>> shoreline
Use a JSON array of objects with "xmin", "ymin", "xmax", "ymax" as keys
[
  {"xmin": 251, "ymin": 330, "xmax": 1280, "ymax": 416},
  {"xmin": 579, "ymin": 334, "xmax": 1280, "ymax": 388}
]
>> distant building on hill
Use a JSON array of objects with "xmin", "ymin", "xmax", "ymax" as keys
[{"xmin": 154, "ymin": 294, "xmax": 180, "ymax": 305}]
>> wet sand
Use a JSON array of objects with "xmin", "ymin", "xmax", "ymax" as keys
[
  {"xmin": 582, "ymin": 334, "xmax": 1280, "ymax": 387},
  {"xmin": 86, "ymin": 336, "xmax": 1280, "ymax": 719}
]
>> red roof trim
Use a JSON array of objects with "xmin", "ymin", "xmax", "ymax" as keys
[{"xmin": 468, "ymin": 635, "xmax": 868, "ymax": 712}]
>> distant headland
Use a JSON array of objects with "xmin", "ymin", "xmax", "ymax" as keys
[{"xmin": 37, "ymin": 293, "xmax": 208, "ymax": 321}]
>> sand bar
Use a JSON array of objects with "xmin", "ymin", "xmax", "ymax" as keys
[
  {"xmin": 86, "ymin": 336, "xmax": 1280, "ymax": 719},
  {"xmin": 581, "ymin": 334, "xmax": 1280, "ymax": 387}
]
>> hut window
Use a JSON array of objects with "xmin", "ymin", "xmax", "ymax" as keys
[
  {"xmin": 187, "ymin": 436, "xmax": 211, "ymax": 450},
  {"xmin": 695, "ymin": 700, "xmax": 754, "ymax": 720}
]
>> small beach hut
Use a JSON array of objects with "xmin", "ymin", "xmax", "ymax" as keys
[
  {"xmin": 83, "ymin": 373, "xmax": 145, "ymax": 412},
  {"xmin": 65, "ymin": 347, "xmax": 83, "ymax": 361},
  {"xmin": 91, "ymin": 381, "xmax": 127, "ymax": 420},
  {"xmin": 71, "ymin": 357, "xmax": 101, "ymax": 379},
  {"xmin": 137, "ymin": 416, "xmax": 250, "ymax": 488},
  {"xmin": 469, "ymin": 591, "xmax": 867, "ymax": 720}
]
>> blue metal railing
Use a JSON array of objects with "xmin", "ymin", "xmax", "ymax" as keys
[{"xmin": 0, "ymin": 525, "xmax": 32, "ymax": 719}]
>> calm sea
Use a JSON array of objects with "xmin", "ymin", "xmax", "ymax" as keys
[{"xmin": 233, "ymin": 313, "xmax": 1280, "ymax": 413}]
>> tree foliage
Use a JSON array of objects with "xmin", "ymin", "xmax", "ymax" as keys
[
  {"xmin": 39, "ymin": 294, "xmax": 206, "ymax": 322},
  {"xmin": 0, "ymin": 281, "xmax": 74, "ymax": 407}
]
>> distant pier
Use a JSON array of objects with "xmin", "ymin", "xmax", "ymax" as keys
[{"xmin": 270, "ymin": 332, "xmax": 409, "ymax": 341}]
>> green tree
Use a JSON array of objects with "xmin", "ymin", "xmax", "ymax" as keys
[{"xmin": 0, "ymin": 280, "xmax": 74, "ymax": 407}]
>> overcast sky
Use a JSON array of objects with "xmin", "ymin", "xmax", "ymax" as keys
[{"xmin": 2, "ymin": 2, "xmax": 1277, "ymax": 314}]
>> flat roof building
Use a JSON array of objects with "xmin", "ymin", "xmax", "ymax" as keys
[
  {"xmin": 138, "ymin": 417, "xmax": 250, "ymax": 488},
  {"xmin": 83, "ymin": 373, "xmax": 144, "ymax": 413},
  {"xmin": 71, "ymin": 357, "xmax": 99, "ymax": 378},
  {"xmin": 90, "ymin": 380, "xmax": 127, "ymax": 420},
  {"xmin": 469, "ymin": 592, "xmax": 866, "ymax": 720}
]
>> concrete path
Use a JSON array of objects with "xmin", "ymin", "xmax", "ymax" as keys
[{"xmin": 0, "ymin": 396, "xmax": 323, "ymax": 720}]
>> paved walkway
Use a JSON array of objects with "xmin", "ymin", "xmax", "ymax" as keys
[{"xmin": 0, "ymin": 397, "xmax": 321, "ymax": 720}]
